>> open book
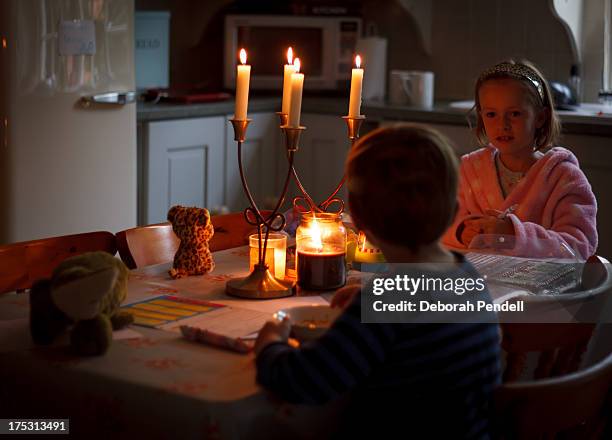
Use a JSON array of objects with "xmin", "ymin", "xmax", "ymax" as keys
[{"xmin": 466, "ymin": 253, "xmax": 580, "ymax": 295}]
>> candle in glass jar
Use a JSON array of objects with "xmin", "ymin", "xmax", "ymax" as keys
[
  {"xmin": 234, "ymin": 48, "xmax": 251, "ymax": 120},
  {"xmin": 296, "ymin": 213, "xmax": 347, "ymax": 290},
  {"xmin": 348, "ymin": 55, "xmax": 363, "ymax": 117},
  {"xmin": 297, "ymin": 251, "xmax": 346, "ymax": 290},
  {"xmin": 282, "ymin": 47, "xmax": 297, "ymax": 115},
  {"xmin": 249, "ymin": 233, "xmax": 287, "ymax": 279},
  {"xmin": 288, "ymin": 58, "xmax": 304, "ymax": 127}
]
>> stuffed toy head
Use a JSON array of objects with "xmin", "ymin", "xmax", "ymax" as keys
[
  {"xmin": 29, "ymin": 251, "xmax": 133, "ymax": 356},
  {"xmin": 167, "ymin": 205, "xmax": 215, "ymax": 279}
]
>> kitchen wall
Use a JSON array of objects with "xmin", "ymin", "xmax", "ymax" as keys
[
  {"xmin": 138, "ymin": 0, "xmax": 607, "ymax": 102},
  {"xmin": 363, "ymin": 0, "xmax": 577, "ymax": 101}
]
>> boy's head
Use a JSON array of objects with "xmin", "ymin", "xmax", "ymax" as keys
[{"xmin": 346, "ymin": 123, "xmax": 458, "ymax": 252}]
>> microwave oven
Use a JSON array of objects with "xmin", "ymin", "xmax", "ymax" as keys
[{"xmin": 224, "ymin": 15, "xmax": 362, "ymax": 90}]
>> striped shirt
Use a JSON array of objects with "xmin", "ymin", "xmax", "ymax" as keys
[{"xmin": 256, "ymin": 260, "xmax": 501, "ymax": 439}]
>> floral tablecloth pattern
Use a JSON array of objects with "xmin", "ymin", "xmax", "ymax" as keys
[{"xmin": 0, "ymin": 247, "xmax": 349, "ymax": 439}]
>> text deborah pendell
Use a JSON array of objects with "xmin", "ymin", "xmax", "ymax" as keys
[{"xmin": 372, "ymin": 300, "xmax": 524, "ymax": 313}]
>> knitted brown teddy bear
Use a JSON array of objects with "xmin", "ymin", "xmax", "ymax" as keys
[{"xmin": 167, "ymin": 205, "xmax": 215, "ymax": 279}]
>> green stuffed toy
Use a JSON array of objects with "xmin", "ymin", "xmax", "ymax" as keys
[{"xmin": 29, "ymin": 251, "xmax": 133, "ymax": 356}]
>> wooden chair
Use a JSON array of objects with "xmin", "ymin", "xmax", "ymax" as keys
[
  {"xmin": 493, "ymin": 349, "xmax": 612, "ymax": 439},
  {"xmin": 116, "ymin": 212, "xmax": 266, "ymax": 269},
  {"xmin": 0, "ymin": 231, "xmax": 116, "ymax": 294},
  {"xmin": 499, "ymin": 256, "xmax": 612, "ymax": 382},
  {"xmin": 210, "ymin": 211, "xmax": 268, "ymax": 252}
]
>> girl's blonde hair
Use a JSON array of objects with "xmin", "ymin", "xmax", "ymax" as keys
[{"xmin": 472, "ymin": 59, "xmax": 561, "ymax": 150}]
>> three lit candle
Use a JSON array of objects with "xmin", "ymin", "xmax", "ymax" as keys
[{"xmin": 233, "ymin": 48, "xmax": 364, "ymax": 123}]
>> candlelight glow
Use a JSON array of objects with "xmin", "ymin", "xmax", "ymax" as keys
[
  {"xmin": 287, "ymin": 47, "xmax": 293, "ymax": 65},
  {"xmin": 294, "ymin": 57, "xmax": 301, "ymax": 73},
  {"xmin": 239, "ymin": 48, "xmax": 247, "ymax": 65},
  {"xmin": 355, "ymin": 54, "xmax": 361, "ymax": 68},
  {"xmin": 310, "ymin": 217, "xmax": 323, "ymax": 252}
]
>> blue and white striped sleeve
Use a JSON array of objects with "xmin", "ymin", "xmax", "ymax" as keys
[{"xmin": 255, "ymin": 301, "xmax": 396, "ymax": 404}]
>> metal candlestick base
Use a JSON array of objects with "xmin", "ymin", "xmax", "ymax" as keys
[{"xmin": 226, "ymin": 264, "xmax": 295, "ymax": 299}]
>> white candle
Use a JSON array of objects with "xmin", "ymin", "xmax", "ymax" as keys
[
  {"xmin": 348, "ymin": 55, "xmax": 363, "ymax": 117},
  {"xmin": 234, "ymin": 48, "xmax": 251, "ymax": 120},
  {"xmin": 288, "ymin": 58, "xmax": 304, "ymax": 127},
  {"xmin": 282, "ymin": 47, "xmax": 297, "ymax": 115}
]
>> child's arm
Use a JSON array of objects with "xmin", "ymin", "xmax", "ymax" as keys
[
  {"xmin": 255, "ymin": 299, "xmax": 395, "ymax": 404},
  {"xmin": 506, "ymin": 175, "xmax": 597, "ymax": 259}
]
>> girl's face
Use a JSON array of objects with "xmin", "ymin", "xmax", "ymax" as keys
[{"xmin": 478, "ymin": 79, "xmax": 547, "ymax": 155}]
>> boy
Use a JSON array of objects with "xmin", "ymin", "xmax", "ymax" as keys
[{"xmin": 255, "ymin": 124, "xmax": 501, "ymax": 439}]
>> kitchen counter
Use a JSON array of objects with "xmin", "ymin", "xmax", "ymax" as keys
[{"xmin": 137, "ymin": 97, "xmax": 612, "ymax": 136}]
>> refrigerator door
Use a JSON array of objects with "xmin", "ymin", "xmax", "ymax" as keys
[{"xmin": 0, "ymin": 0, "xmax": 136, "ymax": 243}]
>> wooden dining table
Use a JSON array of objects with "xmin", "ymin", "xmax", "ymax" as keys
[
  {"xmin": 0, "ymin": 247, "xmax": 358, "ymax": 439},
  {"xmin": 0, "ymin": 246, "xmax": 564, "ymax": 439}
]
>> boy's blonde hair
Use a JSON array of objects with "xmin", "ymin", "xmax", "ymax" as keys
[
  {"xmin": 472, "ymin": 59, "xmax": 561, "ymax": 150},
  {"xmin": 346, "ymin": 124, "xmax": 458, "ymax": 251}
]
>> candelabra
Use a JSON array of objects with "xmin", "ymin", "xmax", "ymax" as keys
[
  {"xmin": 277, "ymin": 112, "xmax": 366, "ymax": 214},
  {"xmin": 225, "ymin": 112, "xmax": 365, "ymax": 299}
]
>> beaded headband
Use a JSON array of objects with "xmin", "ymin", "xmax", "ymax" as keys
[{"xmin": 478, "ymin": 63, "xmax": 545, "ymax": 102}]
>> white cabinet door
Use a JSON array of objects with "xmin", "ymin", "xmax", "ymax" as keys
[
  {"xmin": 380, "ymin": 120, "xmax": 476, "ymax": 156},
  {"xmin": 225, "ymin": 113, "xmax": 283, "ymax": 213},
  {"xmin": 288, "ymin": 113, "xmax": 351, "ymax": 208},
  {"xmin": 145, "ymin": 117, "xmax": 225, "ymax": 224}
]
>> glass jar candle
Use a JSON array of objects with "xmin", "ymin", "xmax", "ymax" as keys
[
  {"xmin": 249, "ymin": 232, "xmax": 287, "ymax": 279},
  {"xmin": 296, "ymin": 212, "xmax": 347, "ymax": 290}
]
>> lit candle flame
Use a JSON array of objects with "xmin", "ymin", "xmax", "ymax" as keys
[
  {"xmin": 287, "ymin": 47, "xmax": 293, "ymax": 65},
  {"xmin": 239, "ymin": 48, "xmax": 247, "ymax": 65},
  {"xmin": 355, "ymin": 55, "xmax": 361, "ymax": 68},
  {"xmin": 310, "ymin": 217, "xmax": 323, "ymax": 252},
  {"xmin": 294, "ymin": 57, "xmax": 301, "ymax": 73}
]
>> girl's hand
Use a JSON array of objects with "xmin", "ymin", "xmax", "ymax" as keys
[
  {"xmin": 330, "ymin": 285, "xmax": 360, "ymax": 309},
  {"xmin": 255, "ymin": 317, "xmax": 291, "ymax": 355},
  {"xmin": 464, "ymin": 216, "xmax": 514, "ymax": 238}
]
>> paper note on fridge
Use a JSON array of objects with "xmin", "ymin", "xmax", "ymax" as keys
[{"xmin": 59, "ymin": 20, "xmax": 96, "ymax": 56}]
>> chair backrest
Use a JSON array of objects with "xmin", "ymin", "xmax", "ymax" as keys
[
  {"xmin": 494, "ymin": 349, "xmax": 612, "ymax": 439},
  {"xmin": 0, "ymin": 231, "xmax": 117, "ymax": 294},
  {"xmin": 116, "ymin": 222, "xmax": 179, "ymax": 269},
  {"xmin": 499, "ymin": 256, "xmax": 612, "ymax": 382},
  {"xmin": 116, "ymin": 212, "xmax": 264, "ymax": 269},
  {"xmin": 209, "ymin": 212, "xmax": 263, "ymax": 252}
]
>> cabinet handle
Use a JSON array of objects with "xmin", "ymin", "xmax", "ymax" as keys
[{"xmin": 79, "ymin": 91, "xmax": 137, "ymax": 108}]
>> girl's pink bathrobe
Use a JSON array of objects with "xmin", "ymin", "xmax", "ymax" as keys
[{"xmin": 443, "ymin": 146, "xmax": 598, "ymax": 259}]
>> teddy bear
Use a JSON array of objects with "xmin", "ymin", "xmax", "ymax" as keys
[
  {"xmin": 167, "ymin": 205, "xmax": 215, "ymax": 279},
  {"xmin": 29, "ymin": 251, "xmax": 133, "ymax": 356}
]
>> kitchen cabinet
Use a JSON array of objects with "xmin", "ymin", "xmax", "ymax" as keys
[
  {"xmin": 380, "ymin": 120, "xmax": 476, "ymax": 155},
  {"xmin": 225, "ymin": 112, "xmax": 283, "ymax": 213},
  {"xmin": 142, "ymin": 116, "xmax": 225, "ymax": 224}
]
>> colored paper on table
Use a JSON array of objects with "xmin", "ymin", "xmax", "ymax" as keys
[
  {"xmin": 122, "ymin": 295, "xmax": 271, "ymax": 339},
  {"xmin": 122, "ymin": 295, "xmax": 226, "ymax": 328}
]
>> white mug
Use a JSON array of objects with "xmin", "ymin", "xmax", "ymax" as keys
[{"xmin": 388, "ymin": 70, "xmax": 435, "ymax": 108}]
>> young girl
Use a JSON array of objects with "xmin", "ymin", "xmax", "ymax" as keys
[{"xmin": 443, "ymin": 60, "xmax": 597, "ymax": 259}]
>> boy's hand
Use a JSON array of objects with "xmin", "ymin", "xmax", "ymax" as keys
[
  {"xmin": 255, "ymin": 318, "xmax": 291, "ymax": 355},
  {"xmin": 330, "ymin": 285, "xmax": 360, "ymax": 309}
]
